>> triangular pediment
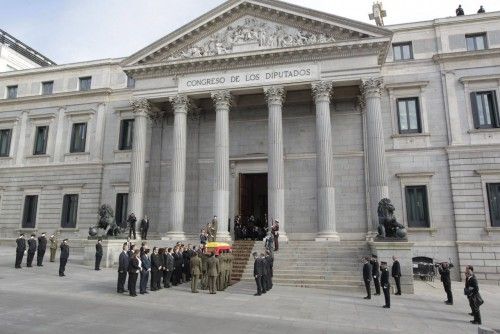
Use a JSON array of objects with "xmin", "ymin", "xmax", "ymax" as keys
[{"xmin": 123, "ymin": 0, "xmax": 392, "ymax": 70}]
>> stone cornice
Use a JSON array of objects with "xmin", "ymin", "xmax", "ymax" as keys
[
  {"xmin": 395, "ymin": 172, "xmax": 435, "ymax": 178},
  {"xmin": 433, "ymin": 48, "xmax": 500, "ymax": 64},
  {"xmin": 0, "ymin": 88, "xmax": 112, "ymax": 107},
  {"xmin": 385, "ymin": 81, "xmax": 429, "ymax": 90},
  {"xmin": 459, "ymin": 74, "xmax": 500, "ymax": 83}
]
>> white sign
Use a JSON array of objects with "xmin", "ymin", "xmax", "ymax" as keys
[{"xmin": 178, "ymin": 64, "xmax": 319, "ymax": 93}]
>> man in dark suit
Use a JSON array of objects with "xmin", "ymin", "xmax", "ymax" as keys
[
  {"xmin": 150, "ymin": 247, "xmax": 161, "ymax": 291},
  {"xmin": 36, "ymin": 233, "xmax": 47, "ymax": 266},
  {"xmin": 26, "ymin": 234, "xmax": 37, "ymax": 267},
  {"xmin": 371, "ymin": 255, "xmax": 381, "ymax": 295},
  {"xmin": 164, "ymin": 248, "xmax": 174, "ymax": 288},
  {"xmin": 139, "ymin": 247, "xmax": 151, "ymax": 294},
  {"xmin": 117, "ymin": 243, "xmax": 129, "ymax": 293},
  {"xmin": 59, "ymin": 239, "xmax": 69, "ymax": 277},
  {"xmin": 391, "ymin": 256, "xmax": 401, "ymax": 295},
  {"xmin": 127, "ymin": 213, "xmax": 137, "ymax": 239},
  {"xmin": 253, "ymin": 252, "xmax": 265, "ymax": 296},
  {"xmin": 380, "ymin": 261, "xmax": 391, "ymax": 308},
  {"xmin": 128, "ymin": 249, "xmax": 140, "ymax": 297},
  {"xmin": 140, "ymin": 215, "xmax": 150, "ymax": 240},
  {"xmin": 437, "ymin": 261, "xmax": 454, "ymax": 305},
  {"xmin": 15, "ymin": 233, "xmax": 26, "ymax": 268},
  {"xmin": 95, "ymin": 239, "xmax": 103, "ymax": 271},
  {"xmin": 465, "ymin": 265, "xmax": 482, "ymax": 325},
  {"xmin": 265, "ymin": 250, "xmax": 273, "ymax": 291},
  {"xmin": 362, "ymin": 257, "xmax": 372, "ymax": 299}
]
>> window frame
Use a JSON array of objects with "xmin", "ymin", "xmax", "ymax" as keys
[
  {"xmin": 6, "ymin": 85, "xmax": 18, "ymax": 99},
  {"xmin": 78, "ymin": 76, "xmax": 92, "ymax": 91},
  {"xmin": 33, "ymin": 125, "xmax": 49, "ymax": 155},
  {"xmin": 470, "ymin": 90, "xmax": 500, "ymax": 129},
  {"xmin": 41, "ymin": 81, "xmax": 54, "ymax": 95},
  {"xmin": 465, "ymin": 33, "xmax": 488, "ymax": 51},
  {"xmin": 0, "ymin": 128, "xmax": 12, "ymax": 157},
  {"xmin": 22, "ymin": 195, "xmax": 38, "ymax": 229},
  {"xmin": 60, "ymin": 194, "xmax": 79, "ymax": 229},
  {"xmin": 392, "ymin": 42, "xmax": 414, "ymax": 61},
  {"xmin": 487, "ymin": 183, "xmax": 500, "ymax": 228},
  {"xmin": 118, "ymin": 119, "xmax": 134, "ymax": 151},
  {"xmin": 405, "ymin": 185, "xmax": 431, "ymax": 228},
  {"xmin": 126, "ymin": 75, "xmax": 136, "ymax": 89},
  {"xmin": 396, "ymin": 97, "xmax": 422, "ymax": 134},
  {"xmin": 69, "ymin": 122, "xmax": 87, "ymax": 153}
]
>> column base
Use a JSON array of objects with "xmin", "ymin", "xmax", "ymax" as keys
[
  {"xmin": 214, "ymin": 231, "xmax": 232, "ymax": 242},
  {"xmin": 161, "ymin": 232, "xmax": 187, "ymax": 241},
  {"xmin": 315, "ymin": 232, "xmax": 341, "ymax": 242}
]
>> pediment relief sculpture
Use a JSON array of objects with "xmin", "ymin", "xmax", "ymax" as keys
[{"xmin": 166, "ymin": 16, "xmax": 336, "ymax": 61}]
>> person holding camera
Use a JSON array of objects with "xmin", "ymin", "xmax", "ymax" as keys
[
  {"xmin": 465, "ymin": 265, "xmax": 483, "ymax": 325},
  {"xmin": 436, "ymin": 261, "xmax": 454, "ymax": 305}
]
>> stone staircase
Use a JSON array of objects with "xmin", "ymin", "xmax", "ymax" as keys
[
  {"xmin": 240, "ymin": 241, "xmax": 370, "ymax": 291},
  {"xmin": 230, "ymin": 240, "xmax": 256, "ymax": 283}
]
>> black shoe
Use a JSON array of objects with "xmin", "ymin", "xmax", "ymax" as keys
[
  {"xmin": 470, "ymin": 320, "xmax": 481, "ymax": 324},
  {"xmin": 468, "ymin": 313, "xmax": 474, "ymax": 316},
  {"xmin": 27, "ymin": 265, "xmax": 32, "ymax": 267},
  {"xmin": 140, "ymin": 292, "xmax": 145, "ymax": 294},
  {"xmin": 254, "ymin": 293, "xmax": 261, "ymax": 296},
  {"xmin": 395, "ymin": 292, "xmax": 401, "ymax": 295},
  {"xmin": 364, "ymin": 296, "xmax": 371, "ymax": 300},
  {"xmin": 383, "ymin": 305, "xmax": 390, "ymax": 308},
  {"xmin": 59, "ymin": 274, "xmax": 65, "ymax": 277},
  {"xmin": 445, "ymin": 301, "xmax": 453, "ymax": 305},
  {"xmin": 95, "ymin": 269, "xmax": 101, "ymax": 271},
  {"xmin": 130, "ymin": 294, "xmax": 137, "ymax": 297},
  {"xmin": 374, "ymin": 293, "xmax": 380, "ymax": 296}
]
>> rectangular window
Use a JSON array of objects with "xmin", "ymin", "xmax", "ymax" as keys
[
  {"xmin": 0, "ymin": 129, "xmax": 12, "ymax": 157},
  {"xmin": 127, "ymin": 75, "xmax": 136, "ymax": 88},
  {"xmin": 405, "ymin": 185, "xmax": 430, "ymax": 228},
  {"xmin": 397, "ymin": 97, "xmax": 421, "ymax": 134},
  {"xmin": 470, "ymin": 91, "xmax": 499, "ymax": 129},
  {"xmin": 7, "ymin": 85, "xmax": 18, "ymax": 99},
  {"xmin": 118, "ymin": 119, "xmax": 134, "ymax": 150},
  {"xmin": 22, "ymin": 195, "xmax": 38, "ymax": 228},
  {"xmin": 33, "ymin": 126, "xmax": 49, "ymax": 155},
  {"xmin": 41, "ymin": 81, "xmax": 54, "ymax": 95},
  {"xmin": 79, "ymin": 76, "xmax": 92, "ymax": 91},
  {"xmin": 393, "ymin": 42, "xmax": 413, "ymax": 61},
  {"xmin": 487, "ymin": 183, "xmax": 500, "ymax": 227},
  {"xmin": 61, "ymin": 194, "xmax": 78, "ymax": 228},
  {"xmin": 70, "ymin": 123, "xmax": 87, "ymax": 153},
  {"xmin": 115, "ymin": 193, "xmax": 128, "ymax": 228},
  {"xmin": 466, "ymin": 33, "xmax": 487, "ymax": 51}
]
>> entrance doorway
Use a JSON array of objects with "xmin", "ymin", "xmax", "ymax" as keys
[{"xmin": 239, "ymin": 173, "xmax": 268, "ymax": 230}]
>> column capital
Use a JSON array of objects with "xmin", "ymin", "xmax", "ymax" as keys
[
  {"xmin": 361, "ymin": 77, "xmax": 384, "ymax": 98},
  {"xmin": 311, "ymin": 81, "xmax": 333, "ymax": 103},
  {"xmin": 169, "ymin": 94, "xmax": 190, "ymax": 113},
  {"xmin": 211, "ymin": 90, "xmax": 232, "ymax": 109},
  {"xmin": 130, "ymin": 98, "xmax": 151, "ymax": 117},
  {"xmin": 264, "ymin": 86, "xmax": 286, "ymax": 106}
]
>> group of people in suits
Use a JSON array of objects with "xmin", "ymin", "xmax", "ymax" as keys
[
  {"xmin": 116, "ymin": 241, "xmax": 234, "ymax": 297},
  {"xmin": 15, "ymin": 232, "xmax": 69, "ymax": 276},
  {"xmin": 252, "ymin": 250, "xmax": 274, "ymax": 296},
  {"xmin": 362, "ymin": 255, "xmax": 398, "ymax": 309}
]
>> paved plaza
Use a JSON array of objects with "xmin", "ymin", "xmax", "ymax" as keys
[{"xmin": 0, "ymin": 246, "xmax": 499, "ymax": 334}]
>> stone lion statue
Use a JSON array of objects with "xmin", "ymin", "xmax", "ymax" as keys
[{"xmin": 377, "ymin": 198, "xmax": 407, "ymax": 239}]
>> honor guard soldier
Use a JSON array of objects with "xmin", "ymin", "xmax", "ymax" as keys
[
  {"xmin": 206, "ymin": 252, "xmax": 219, "ymax": 294},
  {"xmin": 190, "ymin": 252, "xmax": 202, "ymax": 293},
  {"xmin": 49, "ymin": 235, "xmax": 57, "ymax": 262},
  {"xmin": 15, "ymin": 233, "xmax": 26, "ymax": 269},
  {"xmin": 95, "ymin": 239, "xmax": 103, "ymax": 270},
  {"xmin": 391, "ymin": 256, "xmax": 401, "ymax": 295},
  {"xmin": 362, "ymin": 257, "xmax": 372, "ymax": 299},
  {"xmin": 140, "ymin": 215, "xmax": 150, "ymax": 240},
  {"xmin": 380, "ymin": 261, "xmax": 391, "ymax": 308},
  {"xmin": 26, "ymin": 234, "xmax": 37, "ymax": 267},
  {"xmin": 371, "ymin": 255, "xmax": 381, "ymax": 295},
  {"xmin": 127, "ymin": 213, "xmax": 137, "ymax": 239},
  {"xmin": 37, "ymin": 232, "xmax": 47, "ymax": 266},
  {"xmin": 59, "ymin": 239, "xmax": 69, "ymax": 277}
]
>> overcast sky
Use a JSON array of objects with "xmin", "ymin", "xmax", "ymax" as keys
[{"xmin": 1, "ymin": 0, "xmax": 498, "ymax": 64}]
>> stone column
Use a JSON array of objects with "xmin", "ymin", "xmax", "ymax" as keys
[
  {"xmin": 128, "ymin": 98, "xmax": 150, "ymax": 221},
  {"xmin": 53, "ymin": 107, "xmax": 66, "ymax": 163},
  {"xmin": 312, "ymin": 81, "xmax": 340, "ymax": 241},
  {"xmin": 92, "ymin": 103, "xmax": 106, "ymax": 161},
  {"xmin": 167, "ymin": 95, "xmax": 189, "ymax": 239},
  {"xmin": 264, "ymin": 86, "xmax": 287, "ymax": 240},
  {"xmin": 361, "ymin": 78, "xmax": 389, "ymax": 233},
  {"xmin": 211, "ymin": 90, "xmax": 231, "ymax": 241},
  {"xmin": 15, "ymin": 111, "xmax": 28, "ymax": 165}
]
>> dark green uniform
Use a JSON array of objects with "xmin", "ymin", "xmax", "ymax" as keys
[
  {"xmin": 200, "ymin": 253, "xmax": 208, "ymax": 290},
  {"xmin": 206, "ymin": 255, "xmax": 219, "ymax": 294},
  {"xmin": 190, "ymin": 254, "xmax": 202, "ymax": 293}
]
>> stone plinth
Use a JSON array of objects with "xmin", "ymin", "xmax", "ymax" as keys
[
  {"xmin": 83, "ymin": 239, "xmax": 127, "ymax": 269},
  {"xmin": 369, "ymin": 241, "xmax": 415, "ymax": 294}
]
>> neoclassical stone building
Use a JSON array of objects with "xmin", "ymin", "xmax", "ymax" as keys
[{"xmin": 1, "ymin": 0, "xmax": 500, "ymax": 282}]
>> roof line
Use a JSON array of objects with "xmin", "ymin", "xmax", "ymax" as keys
[{"xmin": 0, "ymin": 28, "xmax": 57, "ymax": 66}]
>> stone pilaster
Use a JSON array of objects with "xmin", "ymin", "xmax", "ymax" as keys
[
  {"xmin": 211, "ymin": 90, "xmax": 231, "ymax": 241},
  {"xmin": 53, "ymin": 107, "xmax": 66, "ymax": 163},
  {"xmin": 128, "ymin": 98, "xmax": 150, "ymax": 221},
  {"xmin": 15, "ymin": 111, "xmax": 28, "ymax": 165},
  {"xmin": 167, "ymin": 95, "xmax": 189, "ymax": 240},
  {"xmin": 264, "ymin": 86, "xmax": 287, "ymax": 240},
  {"xmin": 92, "ymin": 103, "xmax": 106, "ymax": 161},
  {"xmin": 312, "ymin": 81, "xmax": 339, "ymax": 241},
  {"xmin": 361, "ymin": 78, "xmax": 389, "ymax": 233}
]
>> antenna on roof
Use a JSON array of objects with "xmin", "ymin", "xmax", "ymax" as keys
[{"xmin": 369, "ymin": 1, "xmax": 387, "ymax": 27}]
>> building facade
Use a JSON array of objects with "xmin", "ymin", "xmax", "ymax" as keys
[{"xmin": 1, "ymin": 0, "xmax": 500, "ymax": 282}]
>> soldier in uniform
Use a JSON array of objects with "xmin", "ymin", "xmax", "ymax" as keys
[
  {"xmin": 49, "ymin": 234, "xmax": 57, "ymax": 262},
  {"xmin": 15, "ymin": 233, "xmax": 26, "ymax": 269},
  {"xmin": 36, "ymin": 232, "xmax": 47, "ymax": 266},
  {"xmin": 206, "ymin": 252, "xmax": 219, "ymax": 294},
  {"xmin": 140, "ymin": 215, "xmax": 150, "ymax": 240},
  {"xmin": 200, "ymin": 249, "xmax": 208, "ymax": 290},
  {"xmin": 271, "ymin": 220, "xmax": 279, "ymax": 251},
  {"xmin": 59, "ymin": 239, "xmax": 69, "ymax": 277},
  {"xmin": 371, "ymin": 255, "xmax": 381, "ymax": 295},
  {"xmin": 190, "ymin": 252, "xmax": 202, "ymax": 293},
  {"xmin": 380, "ymin": 261, "xmax": 391, "ymax": 308},
  {"xmin": 117, "ymin": 243, "xmax": 129, "ymax": 293},
  {"xmin": 362, "ymin": 256, "xmax": 372, "ymax": 299},
  {"xmin": 391, "ymin": 256, "xmax": 401, "ymax": 295},
  {"xmin": 227, "ymin": 249, "xmax": 234, "ymax": 286},
  {"xmin": 95, "ymin": 238, "xmax": 103, "ymax": 271},
  {"xmin": 127, "ymin": 213, "xmax": 137, "ymax": 239},
  {"xmin": 216, "ymin": 253, "xmax": 224, "ymax": 291},
  {"xmin": 26, "ymin": 234, "xmax": 37, "ymax": 267}
]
